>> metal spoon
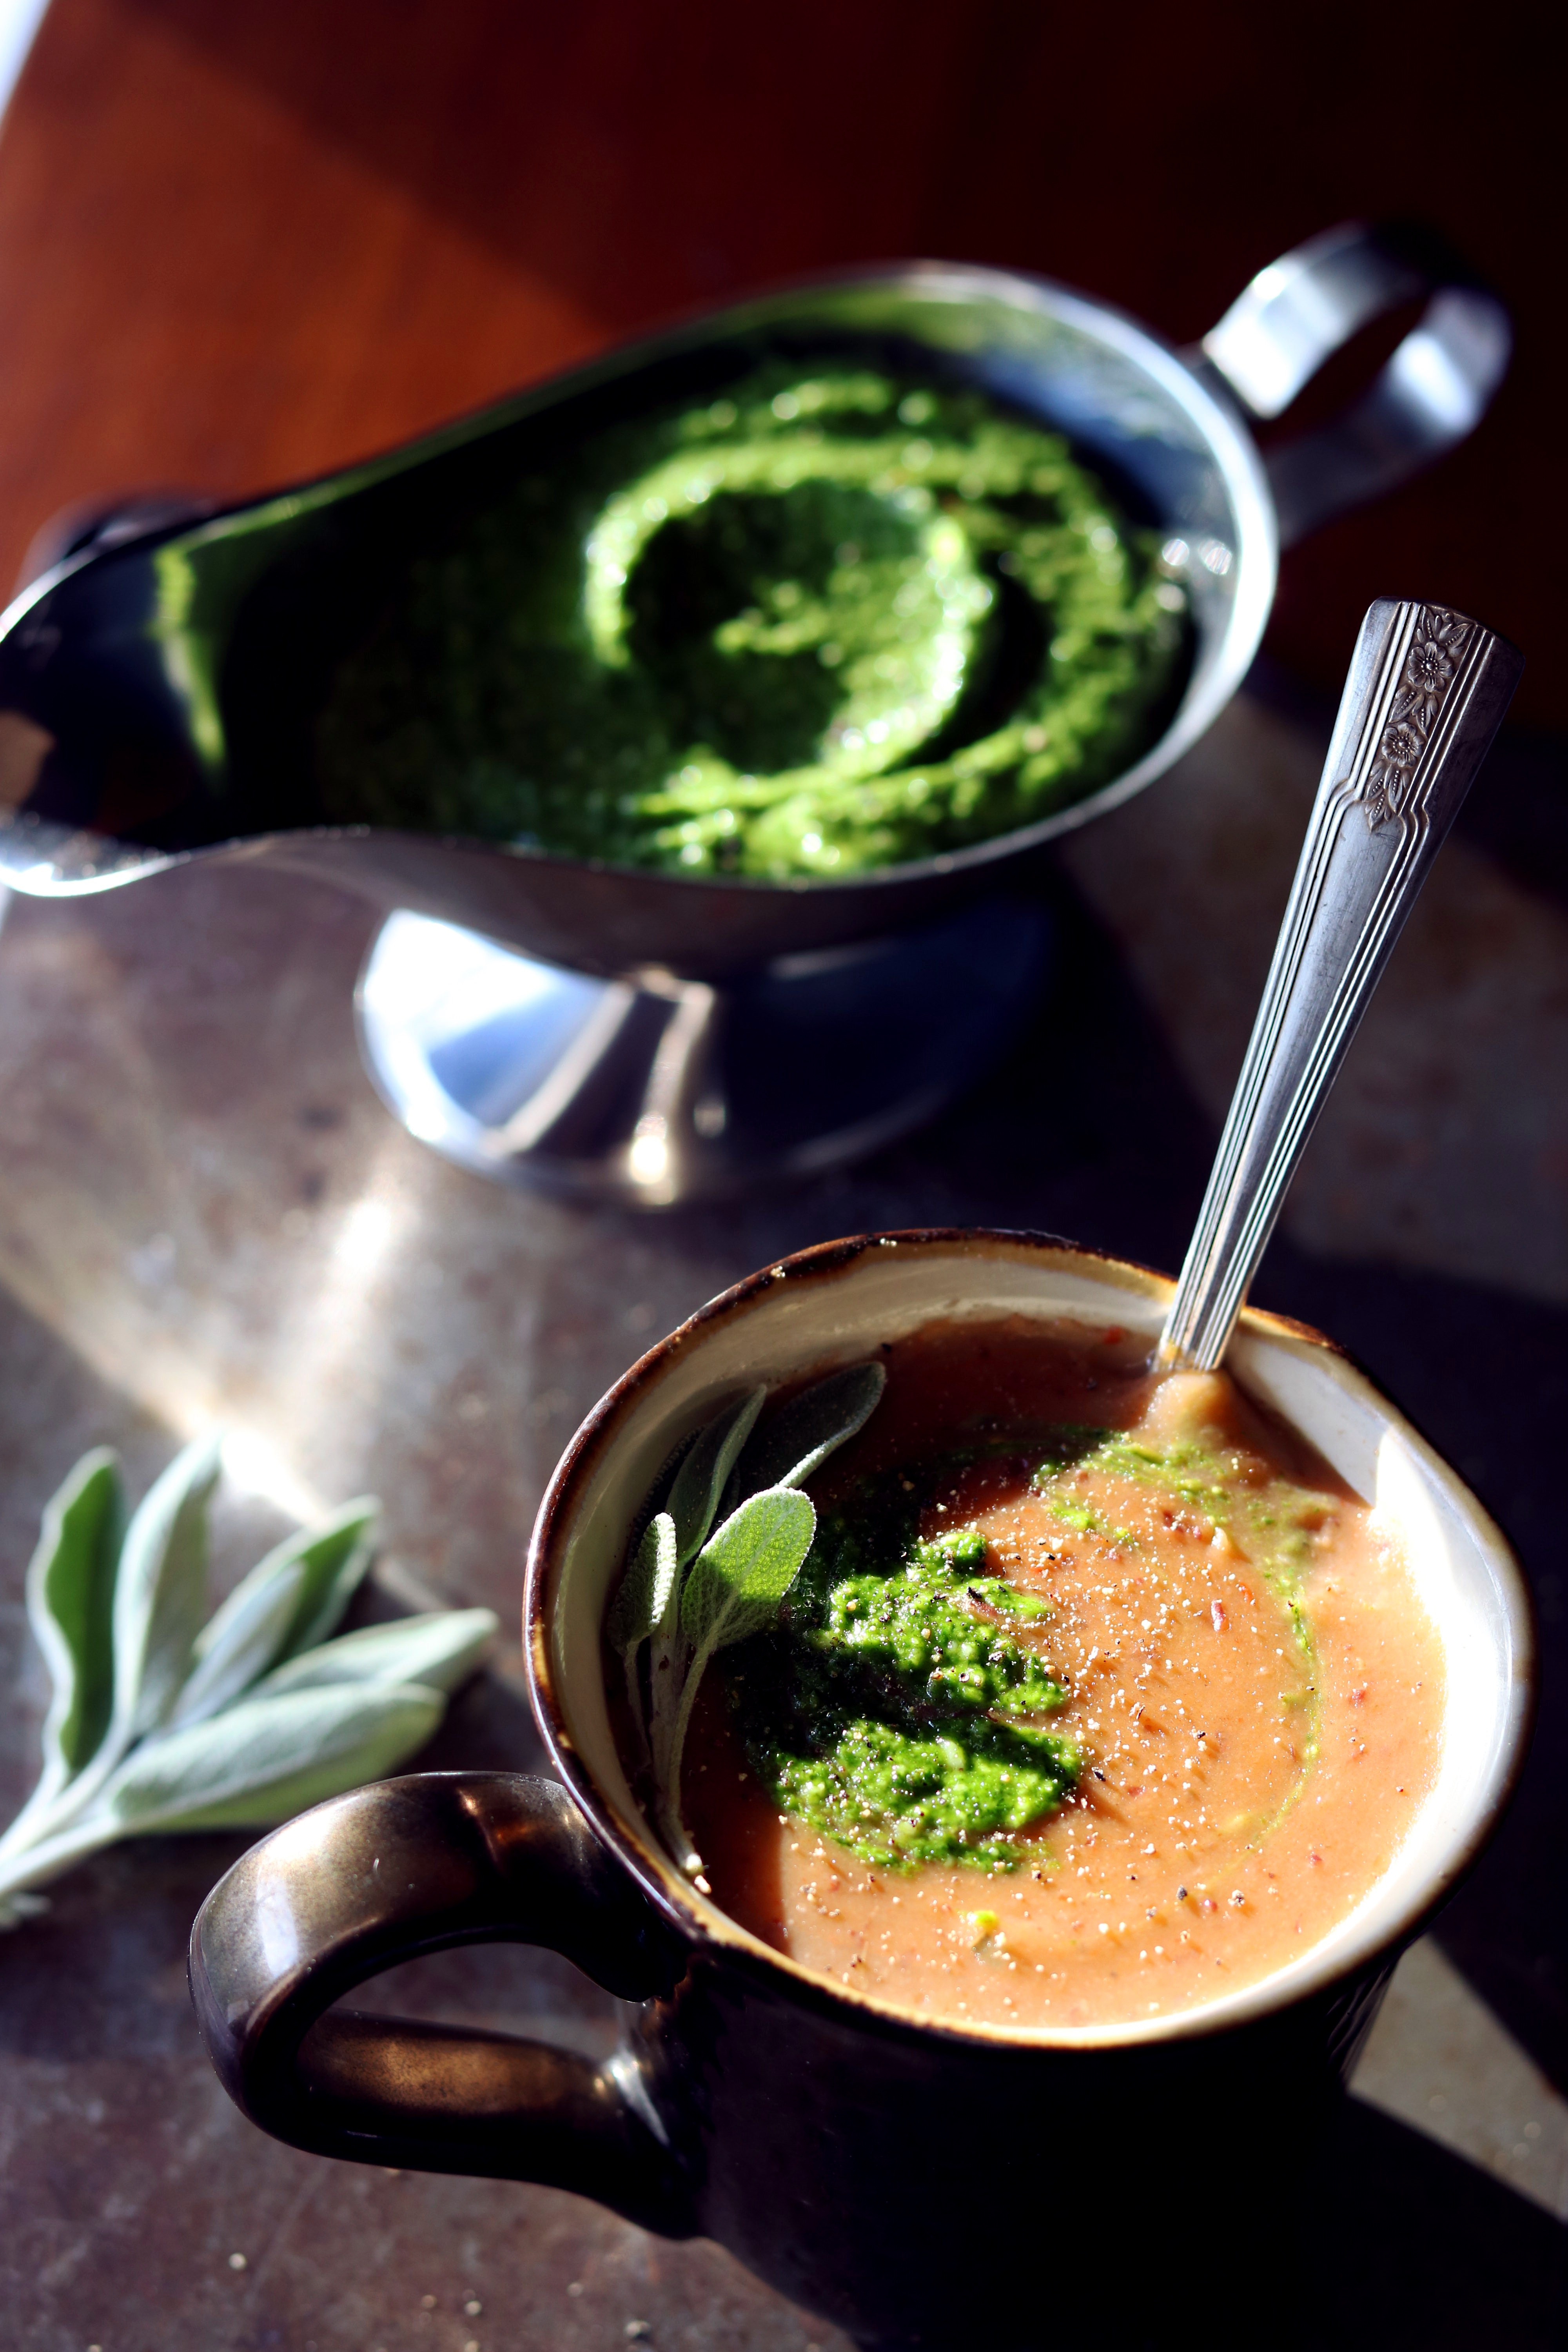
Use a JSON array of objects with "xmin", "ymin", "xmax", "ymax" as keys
[{"xmin": 1158, "ymin": 596, "xmax": 1524, "ymax": 1371}]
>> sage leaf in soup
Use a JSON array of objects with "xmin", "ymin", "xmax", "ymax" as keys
[
  {"xmin": 254, "ymin": 1608, "xmax": 498, "ymax": 1698},
  {"xmin": 610, "ymin": 1386, "xmax": 767, "ymax": 1766},
  {"xmin": 606, "ymin": 1511, "xmax": 678, "ymax": 1744},
  {"xmin": 96, "ymin": 1681, "xmax": 448, "ymax": 1833},
  {"xmin": 624, "ymin": 1426, "xmax": 699, "ymax": 1559},
  {"xmin": 665, "ymin": 1387, "xmax": 767, "ymax": 1566},
  {"xmin": 608, "ymin": 1360, "xmax": 888, "ymax": 1886},
  {"xmin": 680, "ymin": 1487, "xmax": 818, "ymax": 1658},
  {"xmin": 657, "ymin": 1485, "xmax": 816, "ymax": 1873},
  {"xmin": 732, "ymin": 1362, "xmax": 887, "ymax": 1502},
  {"xmin": 166, "ymin": 1497, "xmax": 379, "ymax": 1728},
  {"xmin": 645, "ymin": 1513, "xmax": 691, "ymax": 1807},
  {"xmin": 606, "ymin": 1510, "xmax": 679, "ymax": 1661},
  {"xmin": 21, "ymin": 1448, "xmax": 124, "ymax": 1808}
]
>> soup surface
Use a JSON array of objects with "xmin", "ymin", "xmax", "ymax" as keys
[
  {"xmin": 318, "ymin": 365, "xmax": 1188, "ymax": 878},
  {"xmin": 675, "ymin": 1317, "xmax": 1444, "ymax": 2030}
]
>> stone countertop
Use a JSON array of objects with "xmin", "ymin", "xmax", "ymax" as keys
[
  {"xmin": 0, "ymin": 686, "xmax": 1564, "ymax": 2348},
  {"xmin": 0, "ymin": 0, "xmax": 1563, "ymax": 2335}
]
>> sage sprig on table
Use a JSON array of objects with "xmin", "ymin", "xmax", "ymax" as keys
[
  {"xmin": 0, "ymin": 1437, "xmax": 498, "ymax": 1927},
  {"xmin": 608, "ymin": 1362, "xmax": 885, "ymax": 1882}
]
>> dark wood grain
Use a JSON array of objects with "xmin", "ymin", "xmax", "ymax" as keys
[{"xmin": 0, "ymin": 0, "xmax": 1559, "ymax": 712}]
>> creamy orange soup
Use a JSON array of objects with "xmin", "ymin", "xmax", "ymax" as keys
[{"xmin": 676, "ymin": 1318, "xmax": 1445, "ymax": 2030}]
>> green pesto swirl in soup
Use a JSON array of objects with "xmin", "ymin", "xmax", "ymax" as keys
[
  {"xmin": 318, "ymin": 367, "xmax": 1190, "ymax": 879},
  {"xmin": 721, "ymin": 1415, "xmax": 1327, "ymax": 1875}
]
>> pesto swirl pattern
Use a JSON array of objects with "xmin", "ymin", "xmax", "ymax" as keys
[{"xmin": 319, "ymin": 367, "xmax": 1190, "ymax": 879}]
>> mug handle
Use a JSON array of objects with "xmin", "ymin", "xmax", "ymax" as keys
[
  {"xmin": 1196, "ymin": 220, "xmax": 1511, "ymax": 547},
  {"xmin": 188, "ymin": 1771, "xmax": 693, "ymax": 2232}
]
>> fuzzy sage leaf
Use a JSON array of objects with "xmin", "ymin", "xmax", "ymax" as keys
[
  {"xmin": 165, "ymin": 1553, "xmax": 311, "ymax": 1731},
  {"xmin": 732, "ymin": 1362, "xmax": 887, "ymax": 1501},
  {"xmin": 0, "ymin": 1444, "xmax": 497, "ymax": 1929},
  {"xmin": 115, "ymin": 1435, "xmax": 223, "ymax": 1745},
  {"xmin": 624, "ymin": 1426, "xmax": 699, "ymax": 1561},
  {"xmin": 646, "ymin": 1512, "xmax": 690, "ymax": 1813},
  {"xmin": 22, "ymin": 1448, "xmax": 125, "ymax": 1807},
  {"xmin": 603, "ymin": 1360, "xmax": 886, "ymax": 1887},
  {"xmin": 665, "ymin": 1387, "xmax": 766, "ymax": 1566},
  {"xmin": 255, "ymin": 1609, "xmax": 498, "ymax": 1699},
  {"xmin": 657, "ymin": 1485, "xmax": 816, "ymax": 1877},
  {"xmin": 606, "ymin": 1511, "xmax": 678, "ymax": 1752},
  {"xmin": 606, "ymin": 1510, "xmax": 679, "ymax": 1661},
  {"xmin": 679, "ymin": 1486, "xmax": 818, "ymax": 1657},
  {"xmin": 166, "ymin": 1497, "xmax": 379, "ymax": 1728},
  {"xmin": 98, "ymin": 1681, "xmax": 448, "ymax": 1833},
  {"xmin": 0, "ymin": 1683, "xmax": 451, "ymax": 1896},
  {"xmin": 25, "ymin": 1434, "xmax": 224, "ymax": 1836},
  {"xmin": 620, "ymin": 1385, "xmax": 764, "ymax": 1797},
  {"xmin": 266, "ymin": 1497, "xmax": 381, "ymax": 1663}
]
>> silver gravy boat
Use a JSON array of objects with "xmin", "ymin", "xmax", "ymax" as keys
[{"xmin": 0, "ymin": 223, "xmax": 1508, "ymax": 1201}]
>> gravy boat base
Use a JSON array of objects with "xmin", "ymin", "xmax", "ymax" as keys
[{"xmin": 357, "ymin": 894, "xmax": 1051, "ymax": 1204}]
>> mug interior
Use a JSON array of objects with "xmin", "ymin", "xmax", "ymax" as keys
[{"xmin": 537, "ymin": 1232, "xmax": 1530, "ymax": 2047}]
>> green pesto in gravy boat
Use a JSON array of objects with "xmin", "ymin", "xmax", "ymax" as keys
[{"xmin": 319, "ymin": 365, "xmax": 1189, "ymax": 879}]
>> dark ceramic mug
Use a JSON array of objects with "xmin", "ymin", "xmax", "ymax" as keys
[{"xmin": 189, "ymin": 1233, "xmax": 1534, "ymax": 2348}]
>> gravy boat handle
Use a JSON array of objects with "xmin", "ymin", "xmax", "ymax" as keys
[{"xmin": 1198, "ymin": 221, "xmax": 1511, "ymax": 546}]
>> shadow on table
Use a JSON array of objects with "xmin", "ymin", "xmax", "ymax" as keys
[{"xmin": 1309, "ymin": 2099, "xmax": 1566, "ymax": 2349}]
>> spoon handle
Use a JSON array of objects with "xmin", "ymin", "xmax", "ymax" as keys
[{"xmin": 1158, "ymin": 598, "xmax": 1524, "ymax": 1372}]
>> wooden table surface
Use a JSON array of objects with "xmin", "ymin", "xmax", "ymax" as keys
[{"xmin": 0, "ymin": 0, "xmax": 1561, "ymax": 717}]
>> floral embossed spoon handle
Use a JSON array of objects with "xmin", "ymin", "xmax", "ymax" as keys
[{"xmin": 1158, "ymin": 598, "xmax": 1524, "ymax": 1372}]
